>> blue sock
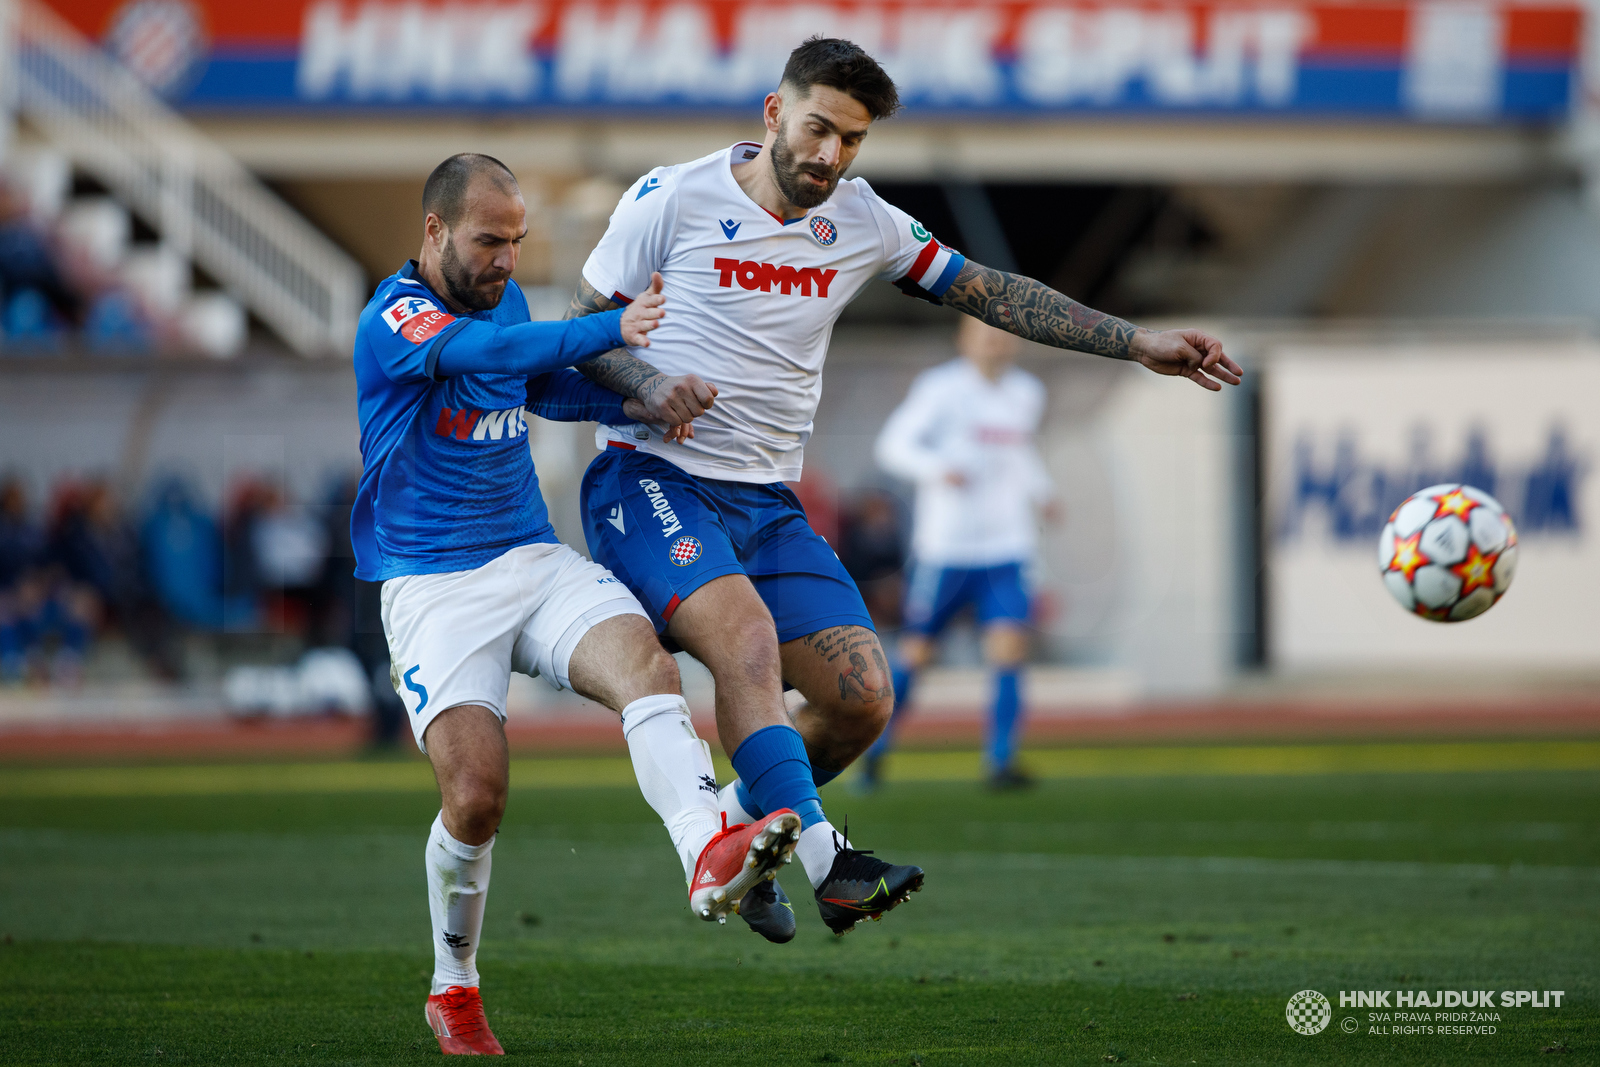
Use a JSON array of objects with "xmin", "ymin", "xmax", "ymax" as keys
[
  {"xmin": 730, "ymin": 724, "xmax": 826, "ymax": 829},
  {"xmin": 987, "ymin": 669, "xmax": 1021, "ymax": 771},
  {"xmin": 866, "ymin": 664, "xmax": 916, "ymax": 764},
  {"xmin": 733, "ymin": 778, "xmax": 765, "ymax": 820},
  {"xmin": 739, "ymin": 740, "xmax": 838, "ymax": 802}
]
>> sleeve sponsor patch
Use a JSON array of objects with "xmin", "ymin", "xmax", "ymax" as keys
[{"xmin": 382, "ymin": 295, "xmax": 455, "ymax": 344}]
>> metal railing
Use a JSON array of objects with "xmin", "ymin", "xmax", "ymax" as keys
[{"xmin": 10, "ymin": 0, "xmax": 363, "ymax": 356}]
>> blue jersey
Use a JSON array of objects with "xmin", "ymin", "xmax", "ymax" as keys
[{"xmin": 352, "ymin": 261, "xmax": 630, "ymax": 581}]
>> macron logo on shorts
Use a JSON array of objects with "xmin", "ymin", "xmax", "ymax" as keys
[{"xmin": 637, "ymin": 478, "xmax": 684, "ymax": 538}]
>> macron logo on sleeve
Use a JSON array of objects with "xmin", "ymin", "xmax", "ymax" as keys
[{"xmin": 636, "ymin": 177, "xmax": 661, "ymax": 200}]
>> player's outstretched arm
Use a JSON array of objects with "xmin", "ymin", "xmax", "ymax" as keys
[
  {"xmin": 566, "ymin": 274, "xmax": 719, "ymax": 430},
  {"xmin": 939, "ymin": 261, "xmax": 1243, "ymax": 392}
]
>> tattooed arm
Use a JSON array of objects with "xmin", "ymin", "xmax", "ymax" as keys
[
  {"xmin": 565, "ymin": 274, "xmax": 719, "ymax": 427},
  {"xmin": 938, "ymin": 261, "xmax": 1243, "ymax": 392}
]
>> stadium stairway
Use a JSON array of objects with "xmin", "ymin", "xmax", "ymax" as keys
[{"xmin": 4, "ymin": 0, "xmax": 363, "ymax": 357}]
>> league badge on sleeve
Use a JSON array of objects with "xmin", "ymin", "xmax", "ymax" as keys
[
  {"xmin": 383, "ymin": 295, "xmax": 455, "ymax": 344},
  {"xmin": 809, "ymin": 217, "xmax": 837, "ymax": 246},
  {"xmin": 383, "ymin": 296, "xmax": 438, "ymax": 332}
]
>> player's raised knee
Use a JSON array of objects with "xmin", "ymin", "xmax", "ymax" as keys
[
  {"xmin": 815, "ymin": 674, "xmax": 894, "ymax": 738},
  {"xmin": 860, "ymin": 686, "xmax": 896, "ymax": 738},
  {"xmin": 637, "ymin": 640, "xmax": 681, "ymax": 695},
  {"xmin": 612, "ymin": 612, "xmax": 682, "ymax": 689},
  {"xmin": 443, "ymin": 772, "xmax": 507, "ymax": 844}
]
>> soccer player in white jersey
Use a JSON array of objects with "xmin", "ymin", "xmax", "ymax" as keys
[
  {"xmin": 354, "ymin": 154, "xmax": 802, "ymax": 1054},
  {"xmin": 561, "ymin": 38, "xmax": 1242, "ymax": 941},
  {"xmin": 867, "ymin": 317, "xmax": 1056, "ymax": 790}
]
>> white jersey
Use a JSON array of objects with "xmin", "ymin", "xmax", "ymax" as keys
[
  {"xmin": 583, "ymin": 142, "xmax": 965, "ymax": 483},
  {"xmin": 874, "ymin": 358, "xmax": 1054, "ymax": 568}
]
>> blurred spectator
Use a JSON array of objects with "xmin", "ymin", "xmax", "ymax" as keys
[
  {"xmin": 1, "ymin": 471, "xmax": 416, "ymax": 708},
  {"xmin": 0, "ymin": 477, "xmax": 45, "ymax": 681},
  {"xmin": 3, "ymin": 567, "xmax": 96, "ymax": 685},
  {"xmin": 49, "ymin": 478, "xmax": 180, "ymax": 679},
  {"xmin": 222, "ymin": 478, "xmax": 273, "ymax": 630},
  {"xmin": 50, "ymin": 480, "xmax": 133, "ymax": 603},
  {"xmin": 4, "ymin": 468, "xmax": 409, "ymax": 738},
  {"xmin": 0, "ymin": 178, "xmax": 186, "ymax": 357},
  {"xmin": 0, "ymin": 477, "xmax": 44, "ymax": 589},
  {"xmin": 142, "ymin": 475, "xmax": 223, "ymax": 629},
  {"xmin": 0, "ymin": 183, "xmax": 79, "ymax": 323},
  {"xmin": 308, "ymin": 473, "xmax": 358, "ymax": 648},
  {"xmin": 85, "ymin": 291, "xmax": 154, "ymax": 354},
  {"xmin": 225, "ymin": 477, "xmax": 330, "ymax": 634},
  {"xmin": 253, "ymin": 493, "xmax": 328, "ymax": 593},
  {"xmin": 3, "ymin": 288, "xmax": 69, "ymax": 351},
  {"xmin": 838, "ymin": 487, "xmax": 910, "ymax": 627},
  {"xmin": 0, "ymin": 478, "xmax": 95, "ymax": 685},
  {"xmin": 312, "ymin": 472, "xmax": 405, "ymax": 746}
]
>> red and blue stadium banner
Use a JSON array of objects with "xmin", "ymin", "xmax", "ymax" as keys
[{"xmin": 49, "ymin": 0, "xmax": 1583, "ymax": 120}]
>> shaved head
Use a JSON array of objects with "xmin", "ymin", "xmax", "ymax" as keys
[
  {"xmin": 417, "ymin": 153, "xmax": 525, "ymax": 313},
  {"xmin": 422, "ymin": 153, "xmax": 518, "ymax": 228}
]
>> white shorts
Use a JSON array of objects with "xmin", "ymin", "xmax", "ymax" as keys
[{"xmin": 381, "ymin": 542, "xmax": 647, "ymax": 751}]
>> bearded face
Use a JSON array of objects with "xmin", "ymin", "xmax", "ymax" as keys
[
  {"xmin": 438, "ymin": 231, "xmax": 509, "ymax": 312},
  {"xmin": 770, "ymin": 119, "xmax": 844, "ymax": 210}
]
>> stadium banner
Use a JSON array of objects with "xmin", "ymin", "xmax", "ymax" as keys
[
  {"xmin": 1265, "ymin": 345, "xmax": 1600, "ymax": 671},
  {"xmin": 47, "ymin": 0, "xmax": 1581, "ymax": 119}
]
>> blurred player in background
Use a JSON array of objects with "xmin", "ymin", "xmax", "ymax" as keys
[
  {"xmin": 563, "ymin": 38, "xmax": 1240, "ymax": 943},
  {"xmin": 866, "ymin": 317, "xmax": 1056, "ymax": 790},
  {"xmin": 354, "ymin": 154, "xmax": 798, "ymax": 1056}
]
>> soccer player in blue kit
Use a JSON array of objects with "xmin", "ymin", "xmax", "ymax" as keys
[
  {"xmin": 562, "ymin": 39, "xmax": 1242, "ymax": 943},
  {"xmin": 354, "ymin": 154, "xmax": 805, "ymax": 1055}
]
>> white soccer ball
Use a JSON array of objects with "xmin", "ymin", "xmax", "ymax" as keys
[{"xmin": 1378, "ymin": 484, "xmax": 1517, "ymax": 622}]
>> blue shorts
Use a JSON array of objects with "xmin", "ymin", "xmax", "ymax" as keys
[
  {"xmin": 902, "ymin": 561, "xmax": 1030, "ymax": 637},
  {"xmin": 580, "ymin": 446, "xmax": 874, "ymax": 643}
]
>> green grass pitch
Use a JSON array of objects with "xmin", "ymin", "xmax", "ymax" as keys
[{"xmin": 1, "ymin": 747, "xmax": 1596, "ymax": 1065}]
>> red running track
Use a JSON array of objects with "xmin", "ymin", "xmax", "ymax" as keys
[{"xmin": 2, "ymin": 698, "xmax": 1597, "ymax": 763}]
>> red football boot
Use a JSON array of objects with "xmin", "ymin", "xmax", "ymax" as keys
[
  {"xmin": 425, "ymin": 986, "xmax": 505, "ymax": 1055},
  {"xmin": 689, "ymin": 809, "xmax": 802, "ymax": 923}
]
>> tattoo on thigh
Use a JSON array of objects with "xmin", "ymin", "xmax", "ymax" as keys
[
  {"xmin": 802, "ymin": 625, "xmax": 851, "ymax": 663},
  {"xmin": 804, "ymin": 626, "xmax": 892, "ymax": 704},
  {"xmin": 836, "ymin": 646, "xmax": 892, "ymax": 704}
]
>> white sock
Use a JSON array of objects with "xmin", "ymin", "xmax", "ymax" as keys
[
  {"xmin": 795, "ymin": 820, "xmax": 841, "ymax": 890},
  {"xmin": 426, "ymin": 812, "xmax": 494, "ymax": 995},
  {"xmin": 723, "ymin": 780, "xmax": 838, "ymax": 889},
  {"xmin": 718, "ymin": 780, "xmax": 757, "ymax": 824},
  {"xmin": 621, "ymin": 695, "xmax": 722, "ymax": 882}
]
